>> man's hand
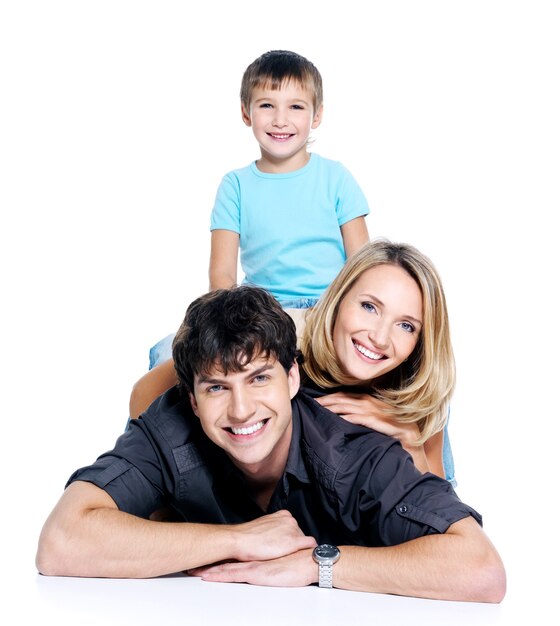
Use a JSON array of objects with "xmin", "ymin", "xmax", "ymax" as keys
[
  {"xmin": 189, "ymin": 548, "xmax": 317, "ymax": 588},
  {"xmin": 232, "ymin": 510, "xmax": 317, "ymax": 562}
]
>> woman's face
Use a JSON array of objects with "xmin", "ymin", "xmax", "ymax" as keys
[{"xmin": 333, "ymin": 264, "xmax": 423, "ymax": 382}]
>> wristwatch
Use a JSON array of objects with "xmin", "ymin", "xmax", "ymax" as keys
[{"xmin": 312, "ymin": 544, "xmax": 341, "ymax": 588}]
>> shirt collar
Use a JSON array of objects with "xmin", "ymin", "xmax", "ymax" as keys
[{"xmin": 282, "ymin": 395, "xmax": 312, "ymax": 486}]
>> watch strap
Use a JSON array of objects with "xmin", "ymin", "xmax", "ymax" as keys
[{"xmin": 317, "ymin": 560, "xmax": 334, "ymax": 588}]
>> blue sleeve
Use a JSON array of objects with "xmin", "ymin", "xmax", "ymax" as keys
[
  {"xmin": 334, "ymin": 163, "xmax": 370, "ymax": 226},
  {"xmin": 210, "ymin": 172, "xmax": 241, "ymax": 233}
]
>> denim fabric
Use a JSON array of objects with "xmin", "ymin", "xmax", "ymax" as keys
[
  {"xmin": 148, "ymin": 333, "xmax": 175, "ymax": 370},
  {"xmin": 443, "ymin": 416, "xmax": 456, "ymax": 486},
  {"xmin": 276, "ymin": 297, "xmax": 319, "ymax": 309}
]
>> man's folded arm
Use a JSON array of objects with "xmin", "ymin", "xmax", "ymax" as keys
[
  {"xmin": 195, "ymin": 516, "xmax": 506, "ymax": 603},
  {"xmin": 36, "ymin": 481, "xmax": 316, "ymax": 579},
  {"xmin": 334, "ymin": 516, "xmax": 506, "ymax": 602}
]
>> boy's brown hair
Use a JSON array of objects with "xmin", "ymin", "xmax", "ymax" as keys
[{"xmin": 240, "ymin": 50, "xmax": 323, "ymax": 113}]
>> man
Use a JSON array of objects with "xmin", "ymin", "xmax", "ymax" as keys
[{"xmin": 36, "ymin": 287, "xmax": 505, "ymax": 602}]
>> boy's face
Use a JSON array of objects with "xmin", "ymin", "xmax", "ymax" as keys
[
  {"xmin": 241, "ymin": 80, "xmax": 323, "ymax": 172},
  {"xmin": 189, "ymin": 355, "xmax": 300, "ymax": 476}
]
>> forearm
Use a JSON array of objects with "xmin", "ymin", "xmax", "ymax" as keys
[
  {"xmin": 189, "ymin": 518, "xmax": 505, "ymax": 602},
  {"xmin": 209, "ymin": 269, "xmax": 237, "ymax": 291},
  {"xmin": 209, "ymin": 229, "xmax": 239, "ymax": 291},
  {"xmin": 400, "ymin": 442, "xmax": 430, "ymax": 474},
  {"xmin": 341, "ymin": 216, "xmax": 369, "ymax": 258},
  {"xmin": 37, "ymin": 485, "xmax": 238, "ymax": 578},
  {"xmin": 37, "ymin": 484, "xmax": 316, "ymax": 579},
  {"xmin": 129, "ymin": 359, "xmax": 177, "ymax": 419},
  {"xmin": 334, "ymin": 518, "xmax": 506, "ymax": 603}
]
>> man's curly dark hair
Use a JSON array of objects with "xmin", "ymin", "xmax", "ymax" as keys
[{"xmin": 172, "ymin": 286, "xmax": 298, "ymax": 393}]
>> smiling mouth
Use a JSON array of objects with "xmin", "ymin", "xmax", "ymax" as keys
[
  {"xmin": 226, "ymin": 419, "xmax": 269, "ymax": 436},
  {"xmin": 353, "ymin": 341, "xmax": 387, "ymax": 361},
  {"xmin": 267, "ymin": 133, "xmax": 294, "ymax": 141}
]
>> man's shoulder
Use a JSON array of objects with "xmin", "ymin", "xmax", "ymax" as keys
[
  {"xmin": 294, "ymin": 390, "xmax": 399, "ymax": 476},
  {"xmin": 140, "ymin": 387, "xmax": 200, "ymax": 447}
]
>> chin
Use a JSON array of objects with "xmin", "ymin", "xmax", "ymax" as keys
[{"xmin": 348, "ymin": 363, "xmax": 390, "ymax": 382}]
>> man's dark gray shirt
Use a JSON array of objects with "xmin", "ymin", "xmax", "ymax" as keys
[{"xmin": 68, "ymin": 389, "xmax": 480, "ymax": 546}]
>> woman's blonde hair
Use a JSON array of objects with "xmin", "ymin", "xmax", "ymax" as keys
[{"xmin": 301, "ymin": 239, "xmax": 455, "ymax": 444}]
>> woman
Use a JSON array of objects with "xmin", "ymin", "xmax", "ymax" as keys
[
  {"xmin": 129, "ymin": 239, "xmax": 455, "ymax": 482},
  {"xmin": 301, "ymin": 239, "xmax": 454, "ymax": 480}
]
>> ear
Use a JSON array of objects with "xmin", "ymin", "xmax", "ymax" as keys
[
  {"xmin": 241, "ymin": 102, "xmax": 252, "ymax": 127},
  {"xmin": 287, "ymin": 360, "xmax": 301, "ymax": 400},
  {"xmin": 311, "ymin": 104, "xmax": 323, "ymax": 129},
  {"xmin": 189, "ymin": 392, "xmax": 199, "ymax": 417}
]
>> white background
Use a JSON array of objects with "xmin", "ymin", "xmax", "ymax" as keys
[{"xmin": 1, "ymin": 1, "xmax": 559, "ymax": 624}]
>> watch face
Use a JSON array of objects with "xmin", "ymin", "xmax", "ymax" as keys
[{"xmin": 314, "ymin": 544, "xmax": 340, "ymax": 560}]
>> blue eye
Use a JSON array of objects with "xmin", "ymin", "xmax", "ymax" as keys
[
  {"xmin": 259, "ymin": 103, "xmax": 273, "ymax": 108},
  {"xmin": 207, "ymin": 385, "xmax": 224, "ymax": 393},
  {"xmin": 361, "ymin": 301, "xmax": 376, "ymax": 313},
  {"xmin": 399, "ymin": 322, "xmax": 415, "ymax": 333},
  {"xmin": 253, "ymin": 375, "xmax": 269, "ymax": 384},
  {"xmin": 291, "ymin": 104, "xmax": 304, "ymax": 110}
]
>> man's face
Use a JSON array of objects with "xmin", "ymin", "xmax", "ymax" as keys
[{"xmin": 190, "ymin": 355, "xmax": 300, "ymax": 475}]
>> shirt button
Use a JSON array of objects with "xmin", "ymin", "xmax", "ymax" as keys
[{"xmin": 398, "ymin": 504, "xmax": 408, "ymax": 514}]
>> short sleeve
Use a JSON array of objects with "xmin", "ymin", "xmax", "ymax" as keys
[
  {"xmin": 334, "ymin": 164, "xmax": 370, "ymax": 226},
  {"xmin": 66, "ymin": 422, "xmax": 169, "ymax": 519},
  {"xmin": 210, "ymin": 172, "xmax": 242, "ymax": 233},
  {"xmin": 337, "ymin": 437, "xmax": 481, "ymax": 546}
]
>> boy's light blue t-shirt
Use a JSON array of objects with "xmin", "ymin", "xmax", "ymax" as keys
[{"xmin": 210, "ymin": 153, "xmax": 370, "ymax": 302}]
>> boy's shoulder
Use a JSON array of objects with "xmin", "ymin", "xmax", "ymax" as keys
[
  {"xmin": 222, "ymin": 161, "xmax": 255, "ymax": 181},
  {"xmin": 222, "ymin": 154, "xmax": 349, "ymax": 180}
]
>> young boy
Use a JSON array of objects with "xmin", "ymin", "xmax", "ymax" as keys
[
  {"xmin": 209, "ymin": 49, "xmax": 370, "ymax": 308},
  {"xmin": 147, "ymin": 50, "xmax": 370, "ymax": 369}
]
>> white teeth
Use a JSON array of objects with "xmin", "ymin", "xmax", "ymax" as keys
[
  {"xmin": 231, "ymin": 420, "xmax": 265, "ymax": 436},
  {"xmin": 355, "ymin": 342, "xmax": 384, "ymax": 360}
]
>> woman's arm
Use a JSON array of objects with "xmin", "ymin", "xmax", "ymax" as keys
[
  {"xmin": 424, "ymin": 429, "xmax": 445, "ymax": 479},
  {"xmin": 315, "ymin": 392, "xmax": 445, "ymax": 477},
  {"xmin": 340, "ymin": 216, "xmax": 370, "ymax": 259},
  {"xmin": 209, "ymin": 229, "xmax": 240, "ymax": 291},
  {"xmin": 129, "ymin": 359, "xmax": 178, "ymax": 419}
]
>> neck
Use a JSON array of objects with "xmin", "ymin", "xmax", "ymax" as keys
[
  {"xmin": 247, "ymin": 477, "xmax": 280, "ymax": 512},
  {"xmin": 233, "ymin": 423, "xmax": 292, "ymax": 511},
  {"xmin": 256, "ymin": 150, "xmax": 310, "ymax": 174}
]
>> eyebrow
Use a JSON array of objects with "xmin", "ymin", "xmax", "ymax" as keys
[
  {"xmin": 252, "ymin": 95, "xmax": 311, "ymax": 104},
  {"xmin": 196, "ymin": 363, "xmax": 275, "ymax": 385},
  {"xmin": 358, "ymin": 293, "xmax": 423, "ymax": 327},
  {"xmin": 253, "ymin": 99, "xmax": 310, "ymax": 107}
]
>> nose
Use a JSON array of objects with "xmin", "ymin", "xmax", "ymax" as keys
[
  {"xmin": 368, "ymin": 321, "xmax": 391, "ymax": 350},
  {"xmin": 227, "ymin": 386, "xmax": 257, "ymax": 423},
  {"xmin": 272, "ymin": 108, "xmax": 288, "ymax": 128}
]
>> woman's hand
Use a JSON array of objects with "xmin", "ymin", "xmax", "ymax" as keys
[
  {"xmin": 316, "ymin": 392, "xmax": 419, "ymax": 442},
  {"xmin": 316, "ymin": 392, "xmax": 431, "ymax": 474}
]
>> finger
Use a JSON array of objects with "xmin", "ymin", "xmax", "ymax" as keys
[
  {"xmin": 187, "ymin": 566, "xmax": 209, "ymax": 576},
  {"xmin": 317, "ymin": 402, "xmax": 361, "ymax": 416},
  {"xmin": 201, "ymin": 562, "xmax": 253, "ymax": 583}
]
